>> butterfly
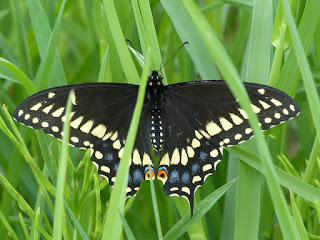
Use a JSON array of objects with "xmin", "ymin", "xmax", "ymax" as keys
[{"xmin": 13, "ymin": 70, "xmax": 300, "ymax": 216}]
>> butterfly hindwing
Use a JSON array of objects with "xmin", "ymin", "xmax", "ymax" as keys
[{"xmin": 13, "ymin": 83, "xmax": 154, "ymax": 196}]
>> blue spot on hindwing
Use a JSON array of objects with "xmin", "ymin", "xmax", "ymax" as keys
[
  {"xmin": 192, "ymin": 163, "xmax": 200, "ymax": 174},
  {"xmin": 199, "ymin": 151, "xmax": 208, "ymax": 161},
  {"xmin": 104, "ymin": 153, "xmax": 114, "ymax": 162},
  {"xmin": 181, "ymin": 171, "xmax": 190, "ymax": 184},
  {"xmin": 133, "ymin": 169, "xmax": 143, "ymax": 184},
  {"xmin": 169, "ymin": 170, "xmax": 179, "ymax": 183},
  {"xmin": 113, "ymin": 164, "xmax": 119, "ymax": 172}
]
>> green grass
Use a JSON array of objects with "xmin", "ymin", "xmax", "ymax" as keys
[{"xmin": 0, "ymin": 0, "xmax": 319, "ymax": 239}]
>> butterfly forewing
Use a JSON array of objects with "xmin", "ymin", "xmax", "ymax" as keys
[
  {"xmin": 13, "ymin": 83, "xmax": 154, "ymax": 196},
  {"xmin": 157, "ymin": 80, "xmax": 300, "ymax": 213}
]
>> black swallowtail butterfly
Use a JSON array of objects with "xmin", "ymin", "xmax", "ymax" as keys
[{"xmin": 13, "ymin": 70, "xmax": 300, "ymax": 215}]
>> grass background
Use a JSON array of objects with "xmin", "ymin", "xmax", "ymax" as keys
[{"xmin": 0, "ymin": 0, "xmax": 320, "ymax": 239}]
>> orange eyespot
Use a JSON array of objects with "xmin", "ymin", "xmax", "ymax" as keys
[
  {"xmin": 145, "ymin": 169, "xmax": 155, "ymax": 180},
  {"xmin": 157, "ymin": 169, "xmax": 167, "ymax": 180}
]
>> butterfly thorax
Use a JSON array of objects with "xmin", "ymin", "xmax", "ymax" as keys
[{"xmin": 146, "ymin": 71, "xmax": 164, "ymax": 155}]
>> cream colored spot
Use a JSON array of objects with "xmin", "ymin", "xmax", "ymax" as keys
[
  {"xmin": 42, "ymin": 104, "xmax": 54, "ymax": 114},
  {"xmin": 270, "ymin": 98, "xmax": 282, "ymax": 106},
  {"xmin": 202, "ymin": 164, "xmax": 212, "ymax": 172},
  {"xmin": 238, "ymin": 108, "xmax": 249, "ymax": 119},
  {"xmin": 199, "ymin": 129, "xmax": 210, "ymax": 139},
  {"xmin": 32, "ymin": 118, "xmax": 39, "ymax": 124},
  {"xmin": 72, "ymin": 94, "xmax": 77, "ymax": 105},
  {"xmin": 245, "ymin": 128, "xmax": 252, "ymax": 134},
  {"xmin": 142, "ymin": 153, "xmax": 152, "ymax": 166},
  {"xmin": 210, "ymin": 149, "xmax": 219, "ymax": 158},
  {"xmin": 100, "ymin": 166, "xmax": 110, "ymax": 173},
  {"xmin": 83, "ymin": 141, "xmax": 90, "ymax": 146},
  {"xmin": 170, "ymin": 187, "xmax": 179, "ymax": 191},
  {"xmin": 71, "ymin": 136, "xmax": 79, "ymax": 143},
  {"xmin": 160, "ymin": 153, "xmax": 170, "ymax": 166},
  {"xmin": 171, "ymin": 148, "xmax": 180, "ymax": 165},
  {"xmin": 192, "ymin": 176, "xmax": 201, "ymax": 184},
  {"xmin": 132, "ymin": 149, "xmax": 141, "ymax": 165},
  {"xmin": 230, "ymin": 113, "xmax": 243, "ymax": 125},
  {"xmin": 283, "ymin": 109, "xmax": 289, "ymax": 115},
  {"xmin": 214, "ymin": 160, "xmax": 221, "ymax": 170},
  {"xmin": 18, "ymin": 110, "xmax": 24, "ymax": 117},
  {"xmin": 118, "ymin": 148, "xmax": 124, "ymax": 159},
  {"xmin": 186, "ymin": 146, "xmax": 195, "ymax": 158},
  {"xmin": 181, "ymin": 187, "xmax": 190, "ymax": 195},
  {"xmin": 80, "ymin": 120, "xmax": 94, "ymax": 133},
  {"xmin": 258, "ymin": 88, "xmax": 265, "ymax": 95},
  {"xmin": 264, "ymin": 117, "xmax": 272, "ymax": 123},
  {"xmin": 206, "ymin": 121, "xmax": 222, "ymax": 136},
  {"xmin": 290, "ymin": 104, "xmax": 295, "ymax": 111},
  {"xmin": 195, "ymin": 130, "xmax": 202, "ymax": 139},
  {"xmin": 126, "ymin": 187, "xmax": 131, "ymax": 193},
  {"xmin": 52, "ymin": 107, "xmax": 65, "ymax": 117},
  {"xmin": 181, "ymin": 148, "xmax": 188, "ymax": 166},
  {"xmin": 30, "ymin": 103, "xmax": 42, "ymax": 111},
  {"xmin": 61, "ymin": 112, "xmax": 75, "ymax": 122},
  {"xmin": 48, "ymin": 92, "xmax": 56, "ymax": 98},
  {"xmin": 70, "ymin": 116, "xmax": 84, "ymax": 129},
  {"xmin": 219, "ymin": 117, "xmax": 233, "ymax": 131},
  {"xmin": 95, "ymin": 151, "xmax": 103, "ymax": 159},
  {"xmin": 111, "ymin": 177, "xmax": 116, "ymax": 182},
  {"xmin": 259, "ymin": 100, "xmax": 271, "ymax": 110},
  {"xmin": 91, "ymin": 124, "xmax": 107, "ymax": 139},
  {"xmin": 251, "ymin": 104, "xmax": 261, "ymax": 113},
  {"xmin": 52, "ymin": 126, "xmax": 59, "ymax": 132},
  {"xmin": 274, "ymin": 113, "xmax": 281, "ymax": 119},
  {"xmin": 102, "ymin": 132, "xmax": 112, "ymax": 140},
  {"xmin": 42, "ymin": 122, "xmax": 49, "ymax": 128},
  {"xmin": 24, "ymin": 114, "xmax": 30, "ymax": 120},
  {"xmin": 223, "ymin": 138, "xmax": 230, "ymax": 144},
  {"xmin": 235, "ymin": 133, "xmax": 242, "ymax": 140},
  {"xmin": 112, "ymin": 140, "xmax": 121, "ymax": 150},
  {"xmin": 110, "ymin": 132, "xmax": 118, "ymax": 141},
  {"xmin": 191, "ymin": 138, "xmax": 201, "ymax": 148}
]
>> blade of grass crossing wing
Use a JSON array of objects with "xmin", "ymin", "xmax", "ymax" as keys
[
  {"xmin": 235, "ymin": 2, "xmax": 272, "ymax": 239},
  {"xmin": 52, "ymin": 90, "xmax": 74, "ymax": 240},
  {"xmin": 149, "ymin": 165, "xmax": 163, "ymax": 240},
  {"xmin": 101, "ymin": 49, "xmax": 151, "ymax": 240},
  {"xmin": 182, "ymin": 1, "xmax": 300, "ymax": 239},
  {"xmin": 163, "ymin": 180, "xmax": 236, "ymax": 240}
]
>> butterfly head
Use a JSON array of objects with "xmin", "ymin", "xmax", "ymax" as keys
[{"xmin": 148, "ymin": 71, "xmax": 163, "ymax": 87}]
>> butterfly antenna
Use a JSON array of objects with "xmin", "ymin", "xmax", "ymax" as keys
[
  {"xmin": 126, "ymin": 39, "xmax": 152, "ymax": 71},
  {"xmin": 159, "ymin": 41, "xmax": 189, "ymax": 71}
]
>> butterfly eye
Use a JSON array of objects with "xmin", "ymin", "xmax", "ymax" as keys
[
  {"xmin": 157, "ymin": 169, "xmax": 167, "ymax": 181},
  {"xmin": 145, "ymin": 169, "xmax": 155, "ymax": 180}
]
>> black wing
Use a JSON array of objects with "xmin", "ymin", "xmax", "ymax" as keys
[
  {"xmin": 13, "ymin": 83, "xmax": 154, "ymax": 196},
  {"xmin": 158, "ymin": 80, "xmax": 300, "ymax": 215}
]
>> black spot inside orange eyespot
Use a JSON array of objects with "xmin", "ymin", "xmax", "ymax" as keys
[
  {"xmin": 145, "ymin": 170, "xmax": 155, "ymax": 180},
  {"xmin": 157, "ymin": 169, "xmax": 167, "ymax": 180}
]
